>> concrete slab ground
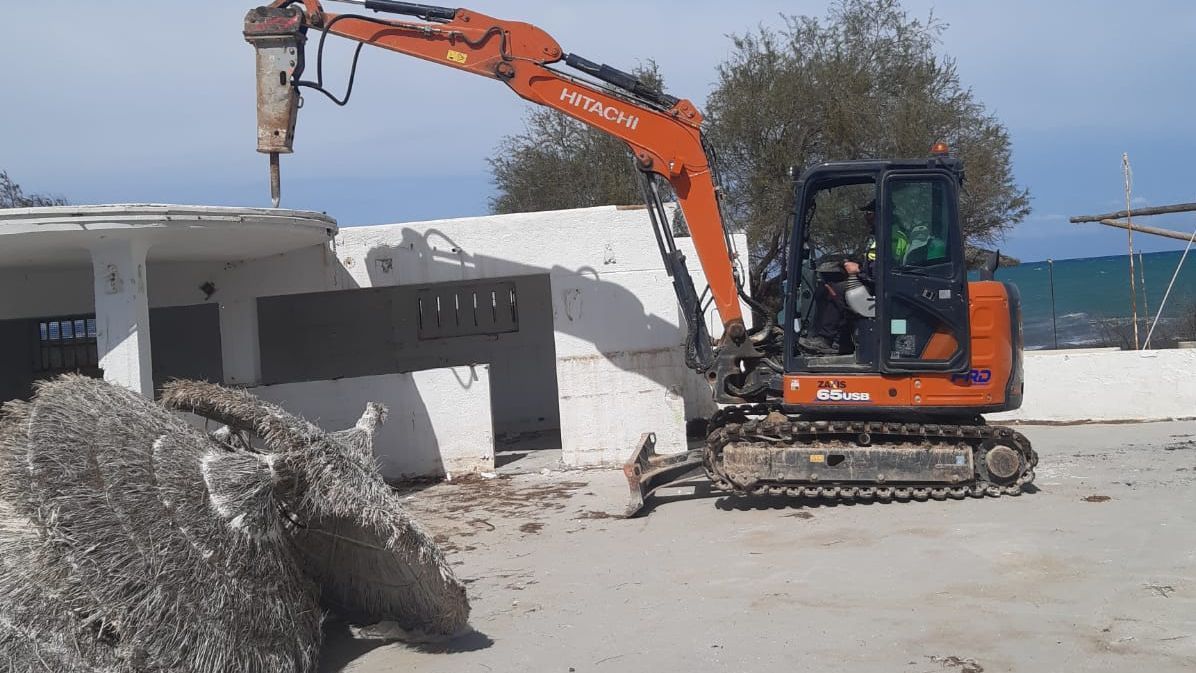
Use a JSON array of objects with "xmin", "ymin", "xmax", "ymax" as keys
[{"xmin": 322, "ymin": 421, "xmax": 1196, "ymax": 673}]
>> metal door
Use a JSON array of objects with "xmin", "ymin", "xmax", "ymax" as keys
[{"xmin": 877, "ymin": 172, "xmax": 971, "ymax": 373}]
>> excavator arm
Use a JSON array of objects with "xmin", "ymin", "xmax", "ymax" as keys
[{"xmin": 245, "ymin": 0, "xmax": 769, "ymax": 398}]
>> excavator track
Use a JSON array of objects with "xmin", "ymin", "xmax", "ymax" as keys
[{"xmin": 703, "ymin": 404, "xmax": 1037, "ymax": 501}]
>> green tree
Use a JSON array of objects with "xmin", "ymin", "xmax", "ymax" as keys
[
  {"xmin": 0, "ymin": 170, "xmax": 67, "ymax": 208},
  {"xmin": 487, "ymin": 1, "xmax": 1029, "ymax": 304},
  {"xmin": 488, "ymin": 62, "xmax": 669, "ymax": 215},
  {"xmin": 707, "ymin": 0, "xmax": 1030, "ymax": 298}
]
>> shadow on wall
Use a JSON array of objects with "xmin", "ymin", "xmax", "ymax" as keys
[
  {"xmin": 253, "ymin": 222, "xmax": 712, "ymax": 476},
  {"xmin": 361, "ymin": 227, "xmax": 710, "ymax": 415}
]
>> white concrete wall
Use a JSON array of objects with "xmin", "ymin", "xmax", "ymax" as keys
[
  {"xmin": 250, "ymin": 365, "xmax": 493, "ymax": 481},
  {"xmin": 992, "ymin": 349, "xmax": 1196, "ymax": 423},
  {"xmin": 557, "ymin": 348, "xmax": 691, "ymax": 466},
  {"xmin": 219, "ymin": 204, "xmax": 745, "ymax": 466},
  {"xmin": 0, "ymin": 266, "xmax": 94, "ymax": 319},
  {"xmin": 252, "ymin": 275, "xmax": 559, "ymax": 439},
  {"xmin": 0, "ymin": 204, "xmax": 750, "ymax": 469}
]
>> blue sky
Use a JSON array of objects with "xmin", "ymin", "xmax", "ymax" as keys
[{"xmin": 2, "ymin": 1, "xmax": 1194, "ymax": 262}]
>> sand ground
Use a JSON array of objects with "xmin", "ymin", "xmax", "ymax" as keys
[{"xmin": 322, "ymin": 421, "xmax": 1196, "ymax": 673}]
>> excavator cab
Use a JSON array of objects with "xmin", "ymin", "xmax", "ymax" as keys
[
  {"xmin": 785, "ymin": 155, "xmax": 972, "ymax": 380},
  {"xmin": 627, "ymin": 152, "xmax": 1033, "ymax": 516},
  {"xmin": 644, "ymin": 150, "xmax": 1036, "ymax": 513}
]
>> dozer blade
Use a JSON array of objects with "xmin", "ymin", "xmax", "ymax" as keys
[{"xmin": 622, "ymin": 433, "xmax": 704, "ymax": 517}]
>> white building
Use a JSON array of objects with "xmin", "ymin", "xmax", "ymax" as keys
[{"xmin": 0, "ymin": 204, "xmax": 749, "ymax": 480}]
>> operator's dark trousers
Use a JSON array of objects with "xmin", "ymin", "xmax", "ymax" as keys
[{"xmin": 812, "ymin": 281, "xmax": 850, "ymax": 340}]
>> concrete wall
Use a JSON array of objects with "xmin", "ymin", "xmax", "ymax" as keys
[
  {"xmin": 256, "ymin": 274, "xmax": 559, "ymax": 440},
  {"xmin": 0, "ymin": 266, "xmax": 95, "ymax": 320},
  {"xmin": 0, "ymin": 205, "xmax": 750, "ymax": 470},
  {"xmin": 992, "ymin": 348, "xmax": 1196, "ymax": 423},
  {"xmin": 250, "ymin": 365, "xmax": 493, "ymax": 481},
  {"xmin": 211, "ymin": 204, "xmax": 747, "ymax": 466}
]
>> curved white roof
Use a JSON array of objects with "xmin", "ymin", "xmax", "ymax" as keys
[{"xmin": 0, "ymin": 204, "xmax": 337, "ymax": 267}]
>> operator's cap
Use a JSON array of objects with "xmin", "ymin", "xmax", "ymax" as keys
[{"xmin": 859, "ymin": 198, "xmax": 876, "ymax": 213}]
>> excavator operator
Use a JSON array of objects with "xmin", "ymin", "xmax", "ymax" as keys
[{"xmin": 799, "ymin": 199, "xmax": 910, "ymax": 355}]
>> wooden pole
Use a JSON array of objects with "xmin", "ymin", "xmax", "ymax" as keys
[
  {"xmin": 1085, "ymin": 218, "xmax": 1196, "ymax": 242},
  {"xmin": 1047, "ymin": 258, "xmax": 1058, "ymax": 350},
  {"xmin": 1139, "ymin": 249, "xmax": 1149, "ymax": 331},
  {"xmin": 1122, "ymin": 154, "xmax": 1139, "ymax": 350},
  {"xmin": 1070, "ymin": 202, "xmax": 1196, "ymax": 223}
]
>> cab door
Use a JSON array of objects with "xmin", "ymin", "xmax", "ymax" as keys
[{"xmin": 877, "ymin": 171, "xmax": 971, "ymax": 373}]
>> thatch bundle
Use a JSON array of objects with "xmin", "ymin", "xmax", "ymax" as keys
[
  {"xmin": 160, "ymin": 380, "xmax": 470, "ymax": 635},
  {"xmin": 0, "ymin": 375, "xmax": 469, "ymax": 673}
]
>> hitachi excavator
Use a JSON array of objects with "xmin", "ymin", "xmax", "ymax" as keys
[{"xmin": 244, "ymin": 0, "xmax": 1036, "ymax": 515}]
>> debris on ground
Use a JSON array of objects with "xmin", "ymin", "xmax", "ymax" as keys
[
  {"xmin": 0, "ymin": 375, "xmax": 469, "ymax": 673},
  {"xmin": 927, "ymin": 655, "xmax": 985, "ymax": 672},
  {"xmin": 1083, "ymin": 495, "xmax": 1112, "ymax": 502},
  {"xmin": 574, "ymin": 510, "xmax": 616, "ymax": 520},
  {"xmin": 1144, "ymin": 583, "xmax": 1175, "ymax": 598}
]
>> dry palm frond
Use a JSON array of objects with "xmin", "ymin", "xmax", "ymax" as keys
[
  {"xmin": 0, "ymin": 374, "xmax": 471, "ymax": 672},
  {"xmin": 161, "ymin": 380, "xmax": 470, "ymax": 636},
  {"xmin": 331, "ymin": 401, "xmax": 388, "ymax": 466},
  {"xmin": 0, "ymin": 375, "xmax": 321, "ymax": 673}
]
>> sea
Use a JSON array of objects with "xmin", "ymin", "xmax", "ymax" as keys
[{"xmin": 988, "ymin": 249, "xmax": 1196, "ymax": 350}]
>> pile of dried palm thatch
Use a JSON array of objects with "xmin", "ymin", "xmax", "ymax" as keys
[{"xmin": 0, "ymin": 375, "xmax": 469, "ymax": 673}]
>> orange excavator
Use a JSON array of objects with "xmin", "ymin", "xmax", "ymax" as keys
[{"xmin": 244, "ymin": 0, "xmax": 1036, "ymax": 515}]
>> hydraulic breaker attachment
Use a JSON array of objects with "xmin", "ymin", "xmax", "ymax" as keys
[
  {"xmin": 622, "ymin": 433, "xmax": 704, "ymax": 517},
  {"xmin": 244, "ymin": 6, "xmax": 306, "ymax": 207}
]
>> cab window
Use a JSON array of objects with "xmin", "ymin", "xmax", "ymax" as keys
[
  {"xmin": 886, "ymin": 178, "xmax": 953, "ymax": 273},
  {"xmin": 806, "ymin": 180, "xmax": 876, "ymax": 260}
]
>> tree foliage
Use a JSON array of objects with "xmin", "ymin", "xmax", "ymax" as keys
[
  {"xmin": 487, "ymin": 1, "xmax": 1031, "ymax": 302},
  {"xmin": 488, "ymin": 62, "xmax": 667, "ymax": 214},
  {"xmin": 707, "ymin": 0, "xmax": 1031, "ymax": 295},
  {"xmin": 0, "ymin": 170, "xmax": 67, "ymax": 208}
]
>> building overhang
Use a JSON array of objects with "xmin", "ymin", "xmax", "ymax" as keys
[{"xmin": 0, "ymin": 204, "xmax": 337, "ymax": 268}]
